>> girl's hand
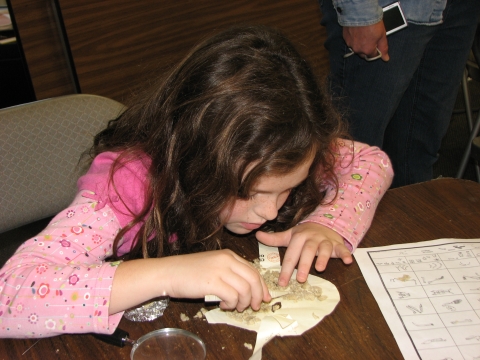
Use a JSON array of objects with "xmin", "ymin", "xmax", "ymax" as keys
[
  {"xmin": 111, "ymin": 249, "xmax": 271, "ymax": 314},
  {"xmin": 255, "ymin": 223, "xmax": 353, "ymax": 286},
  {"xmin": 167, "ymin": 249, "xmax": 271, "ymax": 311}
]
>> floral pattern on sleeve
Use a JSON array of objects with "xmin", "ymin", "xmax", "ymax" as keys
[
  {"xmin": 0, "ymin": 192, "xmax": 124, "ymax": 338},
  {"xmin": 300, "ymin": 140, "xmax": 393, "ymax": 251}
]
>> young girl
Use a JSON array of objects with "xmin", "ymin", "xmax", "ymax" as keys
[{"xmin": 0, "ymin": 25, "xmax": 393, "ymax": 338}]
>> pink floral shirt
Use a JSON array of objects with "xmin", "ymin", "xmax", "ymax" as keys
[{"xmin": 0, "ymin": 141, "xmax": 393, "ymax": 338}]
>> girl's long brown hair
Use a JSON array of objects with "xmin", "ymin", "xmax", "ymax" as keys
[{"xmin": 91, "ymin": 25, "xmax": 346, "ymax": 260}]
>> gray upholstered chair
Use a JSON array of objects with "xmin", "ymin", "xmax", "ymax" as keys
[{"xmin": 0, "ymin": 94, "xmax": 125, "ymax": 265}]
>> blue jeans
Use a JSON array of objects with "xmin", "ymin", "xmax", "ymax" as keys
[{"xmin": 320, "ymin": 0, "xmax": 480, "ymax": 187}]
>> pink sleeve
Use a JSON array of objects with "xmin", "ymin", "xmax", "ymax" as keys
[
  {"xmin": 0, "ymin": 192, "xmax": 124, "ymax": 338},
  {"xmin": 77, "ymin": 152, "xmax": 151, "ymax": 256},
  {"xmin": 300, "ymin": 140, "xmax": 393, "ymax": 251}
]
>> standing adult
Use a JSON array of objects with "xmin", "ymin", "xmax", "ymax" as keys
[{"xmin": 320, "ymin": 0, "xmax": 480, "ymax": 187}]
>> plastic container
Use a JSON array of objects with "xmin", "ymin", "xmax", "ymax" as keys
[{"xmin": 130, "ymin": 328, "xmax": 206, "ymax": 360}]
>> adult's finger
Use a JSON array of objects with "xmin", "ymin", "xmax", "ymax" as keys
[{"xmin": 377, "ymin": 31, "xmax": 390, "ymax": 61}]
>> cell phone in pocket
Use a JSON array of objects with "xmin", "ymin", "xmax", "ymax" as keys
[{"xmin": 383, "ymin": 2, "xmax": 407, "ymax": 36}]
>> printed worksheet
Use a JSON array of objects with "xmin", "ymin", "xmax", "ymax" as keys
[{"xmin": 354, "ymin": 238, "xmax": 480, "ymax": 360}]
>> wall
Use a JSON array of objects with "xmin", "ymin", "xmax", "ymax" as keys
[{"xmin": 10, "ymin": 0, "xmax": 328, "ymax": 103}]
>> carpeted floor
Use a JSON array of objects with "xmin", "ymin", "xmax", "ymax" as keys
[{"xmin": 433, "ymin": 78, "xmax": 479, "ymax": 182}]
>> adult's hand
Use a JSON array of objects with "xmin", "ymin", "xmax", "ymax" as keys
[{"xmin": 343, "ymin": 21, "xmax": 389, "ymax": 61}]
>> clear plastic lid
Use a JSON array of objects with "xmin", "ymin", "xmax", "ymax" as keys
[{"xmin": 130, "ymin": 328, "xmax": 206, "ymax": 360}]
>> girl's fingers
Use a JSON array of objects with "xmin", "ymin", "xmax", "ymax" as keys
[
  {"xmin": 176, "ymin": 250, "xmax": 266, "ymax": 311},
  {"xmin": 224, "ymin": 252, "xmax": 269, "ymax": 311},
  {"xmin": 277, "ymin": 237, "xmax": 303, "ymax": 286},
  {"xmin": 335, "ymin": 244, "xmax": 354, "ymax": 264},
  {"xmin": 217, "ymin": 272, "xmax": 252, "ymax": 311},
  {"xmin": 314, "ymin": 240, "xmax": 334, "ymax": 272},
  {"xmin": 276, "ymin": 223, "xmax": 350, "ymax": 286},
  {"xmin": 295, "ymin": 239, "xmax": 319, "ymax": 282}
]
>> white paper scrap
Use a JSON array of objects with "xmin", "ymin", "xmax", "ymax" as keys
[{"xmin": 258, "ymin": 243, "xmax": 281, "ymax": 269}]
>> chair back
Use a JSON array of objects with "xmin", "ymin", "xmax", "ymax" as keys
[{"xmin": 0, "ymin": 94, "xmax": 125, "ymax": 233}]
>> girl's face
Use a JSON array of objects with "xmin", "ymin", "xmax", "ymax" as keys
[{"xmin": 220, "ymin": 155, "xmax": 314, "ymax": 234}]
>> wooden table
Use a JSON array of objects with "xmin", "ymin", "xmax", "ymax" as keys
[{"xmin": 1, "ymin": 178, "xmax": 479, "ymax": 359}]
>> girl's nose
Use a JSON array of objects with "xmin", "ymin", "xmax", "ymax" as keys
[{"xmin": 256, "ymin": 199, "xmax": 279, "ymax": 221}]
